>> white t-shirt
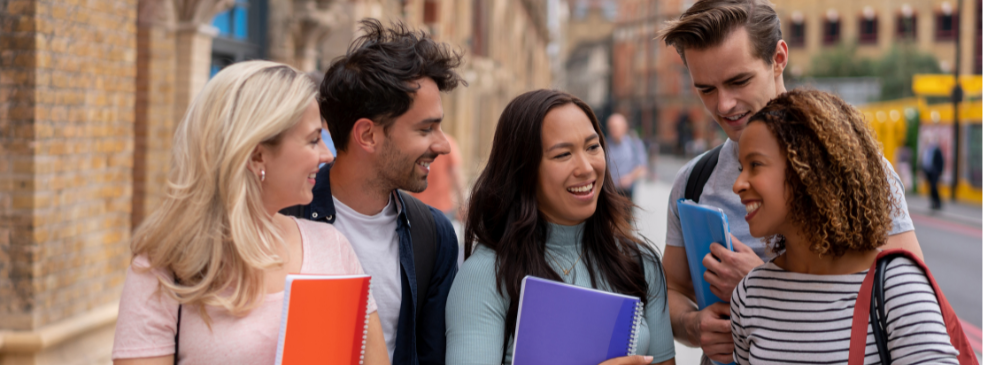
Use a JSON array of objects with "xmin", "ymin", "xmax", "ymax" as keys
[{"xmin": 332, "ymin": 195, "xmax": 402, "ymax": 361}]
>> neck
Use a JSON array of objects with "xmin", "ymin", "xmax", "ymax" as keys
[
  {"xmin": 330, "ymin": 155, "xmax": 393, "ymax": 215},
  {"xmin": 775, "ymin": 229, "xmax": 877, "ymax": 275}
]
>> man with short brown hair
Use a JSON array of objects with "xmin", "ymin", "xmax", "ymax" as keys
[{"xmin": 656, "ymin": 1, "xmax": 923, "ymax": 363}]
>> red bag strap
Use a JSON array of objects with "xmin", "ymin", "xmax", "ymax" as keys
[
  {"xmin": 849, "ymin": 249, "xmax": 979, "ymax": 365},
  {"xmin": 848, "ymin": 255, "xmax": 879, "ymax": 365}
]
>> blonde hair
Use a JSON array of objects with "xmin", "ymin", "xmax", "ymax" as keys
[{"xmin": 131, "ymin": 61, "xmax": 316, "ymax": 318}]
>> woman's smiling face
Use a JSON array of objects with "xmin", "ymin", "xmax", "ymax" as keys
[
  {"xmin": 536, "ymin": 103, "xmax": 606, "ymax": 226},
  {"xmin": 733, "ymin": 121, "xmax": 790, "ymax": 238}
]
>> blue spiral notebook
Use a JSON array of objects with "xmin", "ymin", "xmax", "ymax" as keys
[
  {"xmin": 676, "ymin": 198, "xmax": 734, "ymax": 310},
  {"xmin": 512, "ymin": 276, "xmax": 644, "ymax": 365}
]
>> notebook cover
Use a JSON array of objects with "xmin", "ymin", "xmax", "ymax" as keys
[
  {"xmin": 275, "ymin": 274, "xmax": 371, "ymax": 365},
  {"xmin": 512, "ymin": 276, "xmax": 641, "ymax": 365},
  {"xmin": 676, "ymin": 198, "xmax": 733, "ymax": 310}
]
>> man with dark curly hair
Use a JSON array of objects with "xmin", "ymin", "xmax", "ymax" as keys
[
  {"xmin": 656, "ymin": 1, "xmax": 923, "ymax": 363},
  {"xmin": 284, "ymin": 19, "xmax": 465, "ymax": 365}
]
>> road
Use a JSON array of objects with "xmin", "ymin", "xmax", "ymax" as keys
[{"xmin": 634, "ymin": 154, "xmax": 983, "ymax": 362}]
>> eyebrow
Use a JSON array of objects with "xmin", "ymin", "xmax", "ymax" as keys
[
  {"xmin": 742, "ymin": 151, "xmax": 767, "ymax": 160},
  {"xmin": 416, "ymin": 116, "xmax": 443, "ymax": 126},
  {"xmin": 547, "ymin": 133, "xmax": 599, "ymax": 152},
  {"xmin": 694, "ymin": 72, "xmax": 754, "ymax": 89}
]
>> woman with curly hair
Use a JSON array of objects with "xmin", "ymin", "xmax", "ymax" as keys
[{"xmin": 729, "ymin": 89, "xmax": 958, "ymax": 364}]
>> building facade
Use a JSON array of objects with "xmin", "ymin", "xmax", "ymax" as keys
[{"xmin": 0, "ymin": 0, "xmax": 556, "ymax": 363}]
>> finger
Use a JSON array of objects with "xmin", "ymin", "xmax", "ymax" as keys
[
  {"xmin": 707, "ymin": 302, "xmax": 732, "ymax": 316},
  {"xmin": 731, "ymin": 234, "xmax": 753, "ymax": 253},
  {"xmin": 702, "ymin": 252, "xmax": 723, "ymax": 273},
  {"xmin": 598, "ymin": 355, "xmax": 654, "ymax": 365},
  {"xmin": 708, "ymin": 242, "xmax": 733, "ymax": 258},
  {"xmin": 708, "ymin": 350, "xmax": 735, "ymax": 364}
]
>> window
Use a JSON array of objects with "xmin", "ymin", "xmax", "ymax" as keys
[
  {"xmin": 209, "ymin": 0, "xmax": 266, "ymax": 78},
  {"xmin": 213, "ymin": 0, "xmax": 249, "ymax": 40},
  {"xmin": 896, "ymin": 13, "xmax": 918, "ymax": 40},
  {"xmin": 788, "ymin": 21, "xmax": 805, "ymax": 47},
  {"xmin": 935, "ymin": 11, "xmax": 959, "ymax": 41},
  {"xmin": 859, "ymin": 17, "xmax": 878, "ymax": 44},
  {"xmin": 823, "ymin": 18, "xmax": 841, "ymax": 45}
]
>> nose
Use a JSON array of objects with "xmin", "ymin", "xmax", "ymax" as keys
[
  {"xmin": 717, "ymin": 88, "xmax": 738, "ymax": 115},
  {"xmin": 432, "ymin": 129, "xmax": 451, "ymax": 155},
  {"xmin": 572, "ymin": 151, "xmax": 593, "ymax": 177},
  {"xmin": 733, "ymin": 168, "xmax": 748, "ymax": 195}
]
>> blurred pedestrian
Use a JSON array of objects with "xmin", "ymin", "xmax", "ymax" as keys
[
  {"xmin": 283, "ymin": 19, "xmax": 463, "ymax": 365},
  {"xmin": 605, "ymin": 113, "xmax": 648, "ymax": 201},
  {"xmin": 112, "ymin": 61, "xmax": 388, "ymax": 365},
  {"xmin": 922, "ymin": 136, "xmax": 945, "ymax": 210}
]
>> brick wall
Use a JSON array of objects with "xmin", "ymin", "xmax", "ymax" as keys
[
  {"xmin": 133, "ymin": 17, "xmax": 174, "ymax": 228},
  {"xmin": 0, "ymin": 0, "xmax": 136, "ymax": 330}
]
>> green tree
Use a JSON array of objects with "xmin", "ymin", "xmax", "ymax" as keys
[{"xmin": 808, "ymin": 43, "xmax": 942, "ymax": 101}]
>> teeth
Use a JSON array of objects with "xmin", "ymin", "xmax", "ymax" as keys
[
  {"xmin": 567, "ymin": 183, "xmax": 594, "ymax": 194},
  {"xmin": 419, "ymin": 161, "xmax": 430, "ymax": 168},
  {"xmin": 745, "ymin": 202, "xmax": 761, "ymax": 213},
  {"xmin": 309, "ymin": 173, "xmax": 317, "ymax": 179},
  {"xmin": 725, "ymin": 113, "xmax": 747, "ymax": 121}
]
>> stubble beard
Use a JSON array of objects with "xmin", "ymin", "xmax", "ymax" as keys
[{"xmin": 378, "ymin": 136, "xmax": 429, "ymax": 194}]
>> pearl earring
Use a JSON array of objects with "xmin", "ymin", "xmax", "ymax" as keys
[{"xmin": 260, "ymin": 169, "xmax": 266, "ymax": 182}]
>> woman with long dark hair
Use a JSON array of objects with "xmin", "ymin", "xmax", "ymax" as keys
[{"xmin": 445, "ymin": 90, "xmax": 675, "ymax": 365}]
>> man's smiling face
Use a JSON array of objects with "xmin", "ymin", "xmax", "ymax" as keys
[{"xmin": 684, "ymin": 26, "xmax": 787, "ymax": 141}]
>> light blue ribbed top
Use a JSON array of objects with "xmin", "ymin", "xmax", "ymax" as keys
[{"xmin": 445, "ymin": 222, "xmax": 675, "ymax": 364}]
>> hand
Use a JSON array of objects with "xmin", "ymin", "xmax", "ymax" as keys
[
  {"xmin": 619, "ymin": 175, "xmax": 635, "ymax": 189},
  {"xmin": 689, "ymin": 302, "xmax": 734, "ymax": 363},
  {"xmin": 703, "ymin": 235, "xmax": 763, "ymax": 301},
  {"xmin": 599, "ymin": 355, "xmax": 654, "ymax": 365}
]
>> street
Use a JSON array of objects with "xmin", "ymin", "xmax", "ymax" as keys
[{"xmin": 633, "ymin": 154, "xmax": 983, "ymax": 362}]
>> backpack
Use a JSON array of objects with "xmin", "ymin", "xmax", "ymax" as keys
[
  {"xmin": 684, "ymin": 145, "xmax": 724, "ymax": 202},
  {"xmin": 848, "ymin": 249, "xmax": 979, "ymax": 365}
]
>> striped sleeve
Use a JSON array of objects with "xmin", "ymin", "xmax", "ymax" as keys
[
  {"xmin": 881, "ymin": 257, "xmax": 959, "ymax": 365},
  {"xmin": 731, "ymin": 274, "xmax": 751, "ymax": 365}
]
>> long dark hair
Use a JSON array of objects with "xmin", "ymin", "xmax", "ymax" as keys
[{"xmin": 464, "ymin": 89, "xmax": 660, "ymax": 352}]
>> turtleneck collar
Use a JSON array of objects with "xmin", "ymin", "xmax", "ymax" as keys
[{"xmin": 545, "ymin": 221, "xmax": 585, "ymax": 250}]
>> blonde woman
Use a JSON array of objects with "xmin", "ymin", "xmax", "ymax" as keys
[{"xmin": 111, "ymin": 61, "xmax": 388, "ymax": 365}]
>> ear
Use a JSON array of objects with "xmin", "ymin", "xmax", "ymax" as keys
[
  {"xmin": 246, "ymin": 144, "xmax": 268, "ymax": 178},
  {"xmin": 772, "ymin": 40, "xmax": 789, "ymax": 77},
  {"xmin": 349, "ymin": 117, "xmax": 382, "ymax": 153}
]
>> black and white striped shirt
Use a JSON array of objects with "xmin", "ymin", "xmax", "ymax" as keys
[{"xmin": 731, "ymin": 257, "xmax": 959, "ymax": 364}]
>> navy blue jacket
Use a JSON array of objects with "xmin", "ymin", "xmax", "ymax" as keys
[{"xmin": 288, "ymin": 164, "xmax": 458, "ymax": 365}]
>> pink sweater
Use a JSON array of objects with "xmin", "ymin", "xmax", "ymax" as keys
[{"xmin": 112, "ymin": 217, "xmax": 377, "ymax": 364}]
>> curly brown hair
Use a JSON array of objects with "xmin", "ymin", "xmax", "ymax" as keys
[{"xmin": 747, "ymin": 89, "xmax": 898, "ymax": 257}]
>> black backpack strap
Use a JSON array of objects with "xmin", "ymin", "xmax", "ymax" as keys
[
  {"xmin": 871, "ymin": 253, "xmax": 900, "ymax": 365},
  {"xmin": 173, "ymin": 273, "xmax": 182, "ymax": 365},
  {"xmin": 399, "ymin": 192, "xmax": 438, "ymax": 321},
  {"xmin": 684, "ymin": 145, "xmax": 724, "ymax": 203}
]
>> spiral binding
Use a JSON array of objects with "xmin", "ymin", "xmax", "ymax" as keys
[
  {"xmin": 359, "ymin": 278, "xmax": 372, "ymax": 365},
  {"xmin": 626, "ymin": 301, "xmax": 644, "ymax": 356}
]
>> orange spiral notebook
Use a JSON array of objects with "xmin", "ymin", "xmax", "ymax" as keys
[{"xmin": 274, "ymin": 274, "xmax": 372, "ymax": 365}]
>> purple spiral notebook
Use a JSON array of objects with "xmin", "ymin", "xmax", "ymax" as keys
[{"xmin": 512, "ymin": 276, "xmax": 644, "ymax": 365}]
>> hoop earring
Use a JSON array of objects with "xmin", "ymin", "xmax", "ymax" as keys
[{"xmin": 260, "ymin": 169, "xmax": 265, "ymax": 182}]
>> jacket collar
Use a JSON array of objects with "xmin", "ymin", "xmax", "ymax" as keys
[{"xmin": 308, "ymin": 163, "xmax": 408, "ymax": 226}]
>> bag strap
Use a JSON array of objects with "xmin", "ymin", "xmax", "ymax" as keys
[
  {"xmin": 871, "ymin": 255, "xmax": 894, "ymax": 365},
  {"xmin": 400, "ymin": 192, "xmax": 437, "ymax": 322},
  {"xmin": 684, "ymin": 145, "xmax": 724, "ymax": 203},
  {"xmin": 173, "ymin": 273, "xmax": 181, "ymax": 365},
  {"xmin": 850, "ymin": 249, "xmax": 980, "ymax": 365}
]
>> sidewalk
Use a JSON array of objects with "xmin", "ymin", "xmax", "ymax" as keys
[
  {"xmin": 905, "ymin": 193, "xmax": 982, "ymax": 228},
  {"xmin": 633, "ymin": 179, "xmax": 705, "ymax": 364}
]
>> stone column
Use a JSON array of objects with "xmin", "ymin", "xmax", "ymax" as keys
[{"xmin": 0, "ymin": 0, "xmax": 138, "ymax": 363}]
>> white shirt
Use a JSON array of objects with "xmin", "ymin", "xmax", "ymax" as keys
[{"xmin": 332, "ymin": 195, "xmax": 401, "ymax": 360}]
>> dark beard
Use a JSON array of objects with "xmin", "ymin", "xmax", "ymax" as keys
[{"xmin": 378, "ymin": 137, "xmax": 433, "ymax": 193}]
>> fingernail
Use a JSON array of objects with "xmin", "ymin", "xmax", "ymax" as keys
[{"xmin": 644, "ymin": 356, "xmax": 653, "ymax": 362}]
